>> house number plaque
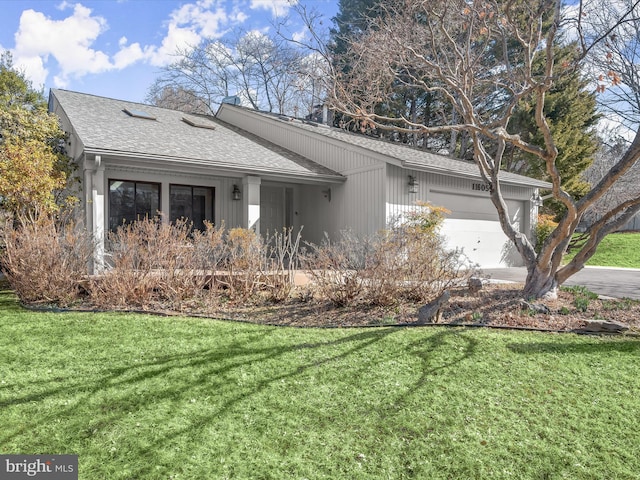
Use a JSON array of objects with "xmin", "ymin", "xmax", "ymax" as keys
[{"xmin": 471, "ymin": 183, "xmax": 493, "ymax": 193}]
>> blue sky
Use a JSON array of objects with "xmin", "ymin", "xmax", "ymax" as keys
[{"xmin": 0, "ymin": 0, "xmax": 338, "ymax": 103}]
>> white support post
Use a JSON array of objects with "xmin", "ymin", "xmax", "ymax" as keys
[
  {"xmin": 85, "ymin": 155, "xmax": 105, "ymax": 274},
  {"xmin": 242, "ymin": 175, "xmax": 261, "ymax": 233}
]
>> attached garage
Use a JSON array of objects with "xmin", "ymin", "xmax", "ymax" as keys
[
  {"xmin": 430, "ymin": 190, "xmax": 524, "ymax": 268},
  {"xmin": 383, "ymin": 162, "xmax": 547, "ymax": 268}
]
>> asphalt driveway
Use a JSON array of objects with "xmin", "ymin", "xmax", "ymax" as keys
[{"xmin": 482, "ymin": 266, "xmax": 640, "ymax": 300}]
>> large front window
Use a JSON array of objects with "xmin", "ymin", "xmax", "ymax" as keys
[
  {"xmin": 169, "ymin": 184, "xmax": 214, "ymax": 230},
  {"xmin": 109, "ymin": 180, "xmax": 160, "ymax": 230}
]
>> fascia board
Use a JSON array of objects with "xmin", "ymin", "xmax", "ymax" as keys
[
  {"xmin": 401, "ymin": 160, "xmax": 553, "ymax": 189},
  {"xmin": 84, "ymin": 148, "xmax": 346, "ymax": 184}
]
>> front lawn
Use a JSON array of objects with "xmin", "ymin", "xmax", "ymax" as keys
[
  {"xmin": 566, "ymin": 232, "xmax": 640, "ymax": 268},
  {"xmin": 1, "ymin": 286, "xmax": 639, "ymax": 479}
]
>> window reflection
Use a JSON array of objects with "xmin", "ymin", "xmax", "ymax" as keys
[
  {"xmin": 170, "ymin": 184, "xmax": 214, "ymax": 230},
  {"xmin": 109, "ymin": 180, "xmax": 160, "ymax": 230}
]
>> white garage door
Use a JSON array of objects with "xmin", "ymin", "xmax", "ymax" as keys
[{"xmin": 429, "ymin": 190, "xmax": 524, "ymax": 268}]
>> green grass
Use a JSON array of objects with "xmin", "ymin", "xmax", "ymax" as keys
[
  {"xmin": 565, "ymin": 232, "xmax": 640, "ymax": 268},
  {"xmin": 1, "ymin": 286, "xmax": 640, "ymax": 479}
]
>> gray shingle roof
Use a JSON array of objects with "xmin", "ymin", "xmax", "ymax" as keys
[
  {"xmin": 50, "ymin": 89, "xmax": 344, "ymax": 182},
  {"xmin": 244, "ymin": 108, "xmax": 552, "ymax": 189}
]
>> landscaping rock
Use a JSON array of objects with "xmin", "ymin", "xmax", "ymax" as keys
[
  {"xmin": 468, "ymin": 277, "xmax": 484, "ymax": 294},
  {"xmin": 579, "ymin": 319, "xmax": 630, "ymax": 334},
  {"xmin": 518, "ymin": 300, "xmax": 551, "ymax": 315},
  {"xmin": 417, "ymin": 290, "xmax": 450, "ymax": 324}
]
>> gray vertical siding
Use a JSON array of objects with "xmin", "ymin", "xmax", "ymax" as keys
[
  {"xmin": 298, "ymin": 167, "xmax": 386, "ymax": 245},
  {"xmin": 217, "ymin": 106, "xmax": 379, "ymax": 173},
  {"xmin": 215, "ymin": 176, "xmax": 244, "ymax": 229},
  {"xmin": 385, "ymin": 164, "xmax": 535, "ymax": 215},
  {"xmin": 218, "ymin": 106, "xmax": 388, "ymax": 243},
  {"xmin": 342, "ymin": 167, "xmax": 387, "ymax": 237}
]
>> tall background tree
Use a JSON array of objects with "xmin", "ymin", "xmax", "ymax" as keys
[
  {"xmin": 145, "ymin": 85, "xmax": 210, "ymax": 115},
  {"xmin": 0, "ymin": 52, "xmax": 71, "ymax": 219},
  {"xmin": 146, "ymin": 29, "xmax": 327, "ymax": 117},
  {"xmin": 325, "ymin": 0, "xmax": 640, "ymax": 299},
  {"xmin": 330, "ymin": 0, "xmax": 600, "ymax": 206},
  {"xmin": 330, "ymin": 0, "xmax": 459, "ymax": 150},
  {"xmin": 503, "ymin": 43, "xmax": 600, "ymax": 218}
]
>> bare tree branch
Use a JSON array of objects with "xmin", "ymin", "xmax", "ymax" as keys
[{"xmin": 324, "ymin": 0, "xmax": 640, "ymax": 299}]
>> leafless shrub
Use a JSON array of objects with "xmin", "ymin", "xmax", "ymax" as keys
[
  {"xmin": 366, "ymin": 226, "xmax": 476, "ymax": 305},
  {"xmin": 301, "ymin": 232, "xmax": 370, "ymax": 306},
  {"xmin": 303, "ymin": 205, "xmax": 477, "ymax": 307},
  {"xmin": 263, "ymin": 228, "xmax": 303, "ymax": 303},
  {"xmin": 151, "ymin": 219, "xmax": 219, "ymax": 307},
  {"xmin": 192, "ymin": 221, "xmax": 226, "ymax": 294},
  {"xmin": 89, "ymin": 221, "xmax": 301, "ymax": 309},
  {"xmin": 372, "ymin": 203, "xmax": 477, "ymax": 305},
  {"xmin": 1, "ymin": 213, "xmax": 93, "ymax": 306},
  {"xmin": 217, "ymin": 227, "xmax": 267, "ymax": 303},
  {"xmin": 3, "ymin": 207, "xmax": 469, "ymax": 314},
  {"xmin": 90, "ymin": 222, "xmax": 153, "ymax": 309},
  {"xmin": 90, "ymin": 218, "xmax": 217, "ymax": 310}
]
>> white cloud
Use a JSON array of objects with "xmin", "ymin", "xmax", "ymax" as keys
[
  {"xmin": 14, "ymin": 56, "xmax": 49, "ymax": 89},
  {"xmin": 113, "ymin": 41, "xmax": 146, "ymax": 69},
  {"xmin": 144, "ymin": 0, "xmax": 233, "ymax": 66},
  {"xmin": 171, "ymin": 0, "xmax": 228, "ymax": 37},
  {"xmin": 292, "ymin": 26, "xmax": 309, "ymax": 43},
  {"xmin": 147, "ymin": 23, "xmax": 203, "ymax": 66},
  {"xmin": 250, "ymin": 0, "xmax": 296, "ymax": 18},
  {"xmin": 13, "ymin": 4, "xmax": 112, "ymax": 87},
  {"xmin": 56, "ymin": 1, "xmax": 73, "ymax": 11},
  {"xmin": 230, "ymin": 9, "xmax": 249, "ymax": 24},
  {"xmin": 7, "ymin": 1, "xmax": 246, "ymax": 88}
]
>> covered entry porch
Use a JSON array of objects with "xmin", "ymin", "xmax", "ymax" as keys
[{"xmin": 83, "ymin": 154, "xmax": 344, "ymax": 273}]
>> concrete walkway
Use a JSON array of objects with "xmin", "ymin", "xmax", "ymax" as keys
[{"xmin": 482, "ymin": 266, "xmax": 640, "ymax": 300}]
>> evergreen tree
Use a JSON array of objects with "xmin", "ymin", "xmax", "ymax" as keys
[
  {"xmin": 330, "ymin": 0, "xmax": 382, "ymax": 57},
  {"xmin": 330, "ymin": 0, "xmax": 448, "ymax": 149},
  {"xmin": 504, "ymin": 44, "xmax": 599, "ymax": 217}
]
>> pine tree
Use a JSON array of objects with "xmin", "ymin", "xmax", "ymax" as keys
[
  {"xmin": 330, "ymin": 0, "xmax": 447, "ymax": 149},
  {"xmin": 504, "ymin": 44, "xmax": 599, "ymax": 217}
]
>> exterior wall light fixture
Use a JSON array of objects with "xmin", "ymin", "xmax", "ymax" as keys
[
  {"xmin": 532, "ymin": 192, "xmax": 544, "ymax": 207},
  {"xmin": 232, "ymin": 184, "xmax": 241, "ymax": 201},
  {"xmin": 408, "ymin": 175, "xmax": 419, "ymax": 194}
]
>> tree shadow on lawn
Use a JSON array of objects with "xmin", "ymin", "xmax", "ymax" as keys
[
  {"xmin": 0, "ymin": 318, "xmax": 484, "ymax": 478},
  {"xmin": 389, "ymin": 329, "xmax": 478, "ymax": 411},
  {"xmin": 0, "ymin": 320, "xmax": 403, "ymax": 476},
  {"xmin": 507, "ymin": 339, "xmax": 640, "ymax": 355},
  {"xmin": 119, "ymin": 327, "xmax": 480, "ymax": 478}
]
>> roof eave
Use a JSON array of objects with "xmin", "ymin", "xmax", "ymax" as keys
[
  {"xmin": 83, "ymin": 147, "xmax": 346, "ymax": 183},
  {"xmin": 401, "ymin": 160, "xmax": 552, "ymax": 189}
]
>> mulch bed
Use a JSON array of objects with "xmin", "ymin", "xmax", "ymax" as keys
[
  {"xmin": 12, "ymin": 279, "xmax": 640, "ymax": 334},
  {"xmin": 179, "ymin": 283, "xmax": 640, "ymax": 333}
]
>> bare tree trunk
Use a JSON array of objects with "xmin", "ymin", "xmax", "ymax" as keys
[
  {"xmin": 523, "ymin": 267, "xmax": 559, "ymax": 299},
  {"xmin": 325, "ymin": 0, "xmax": 640, "ymax": 301}
]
